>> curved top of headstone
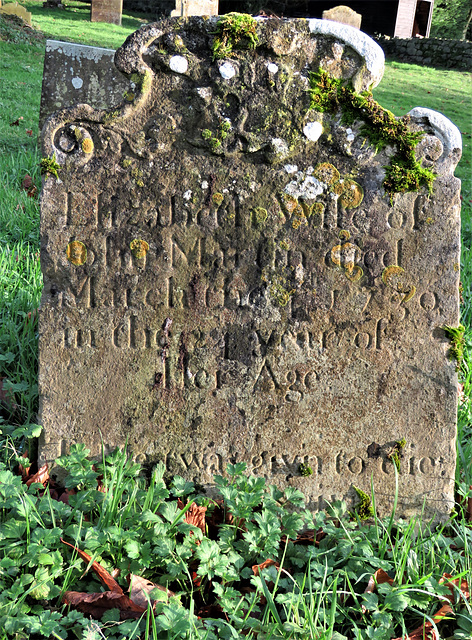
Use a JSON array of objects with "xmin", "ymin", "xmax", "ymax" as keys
[
  {"xmin": 408, "ymin": 107, "xmax": 462, "ymax": 174},
  {"xmin": 308, "ymin": 19, "xmax": 384, "ymax": 88},
  {"xmin": 113, "ymin": 16, "xmax": 384, "ymax": 93}
]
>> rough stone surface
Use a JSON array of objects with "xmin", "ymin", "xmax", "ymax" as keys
[
  {"xmin": 39, "ymin": 17, "xmax": 462, "ymax": 519},
  {"xmin": 322, "ymin": 5, "xmax": 362, "ymax": 30},
  {"xmin": 91, "ymin": 0, "xmax": 123, "ymax": 25},
  {"xmin": 39, "ymin": 41, "xmax": 131, "ymax": 132},
  {"xmin": 171, "ymin": 0, "xmax": 218, "ymax": 17}
]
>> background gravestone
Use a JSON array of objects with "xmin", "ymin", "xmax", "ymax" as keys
[
  {"xmin": 39, "ymin": 40, "xmax": 131, "ymax": 132},
  {"xmin": 39, "ymin": 17, "xmax": 462, "ymax": 519},
  {"xmin": 171, "ymin": 0, "xmax": 218, "ymax": 17},
  {"xmin": 91, "ymin": 0, "xmax": 122, "ymax": 25},
  {"xmin": 322, "ymin": 5, "xmax": 362, "ymax": 30}
]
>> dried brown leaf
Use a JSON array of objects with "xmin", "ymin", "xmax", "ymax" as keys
[
  {"xmin": 393, "ymin": 603, "xmax": 453, "ymax": 640},
  {"xmin": 252, "ymin": 559, "xmax": 279, "ymax": 576},
  {"xmin": 25, "ymin": 463, "xmax": 49, "ymax": 487},
  {"xmin": 61, "ymin": 539, "xmax": 122, "ymax": 593},
  {"xmin": 440, "ymin": 572, "xmax": 470, "ymax": 602},
  {"xmin": 62, "ymin": 590, "xmax": 145, "ymax": 620},
  {"xmin": 127, "ymin": 574, "xmax": 175, "ymax": 609},
  {"xmin": 362, "ymin": 568, "xmax": 394, "ymax": 613},
  {"xmin": 177, "ymin": 499, "xmax": 207, "ymax": 535}
]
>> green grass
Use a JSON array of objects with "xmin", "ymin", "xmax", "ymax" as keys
[{"xmin": 0, "ymin": 10, "xmax": 471, "ymax": 639}]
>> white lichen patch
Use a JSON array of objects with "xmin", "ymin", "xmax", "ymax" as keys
[
  {"xmin": 183, "ymin": 190, "xmax": 192, "ymax": 201},
  {"xmin": 266, "ymin": 62, "xmax": 279, "ymax": 74},
  {"xmin": 196, "ymin": 87, "xmax": 212, "ymax": 101},
  {"xmin": 201, "ymin": 180, "xmax": 209, "ymax": 189},
  {"xmin": 284, "ymin": 164, "xmax": 298, "ymax": 174},
  {"xmin": 71, "ymin": 77, "xmax": 83, "ymax": 89},
  {"xmin": 169, "ymin": 55, "xmax": 188, "ymax": 74},
  {"xmin": 346, "ymin": 128, "xmax": 355, "ymax": 142},
  {"xmin": 303, "ymin": 121, "xmax": 323, "ymax": 142},
  {"xmin": 219, "ymin": 62, "xmax": 236, "ymax": 79},
  {"xmin": 284, "ymin": 173, "xmax": 324, "ymax": 199}
]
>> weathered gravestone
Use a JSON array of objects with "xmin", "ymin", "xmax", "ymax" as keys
[
  {"xmin": 171, "ymin": 0, "xmax": 218, "ymax": 17},
  {"xmin": 322, "ymin": 5, "xmax": 362, "ymax": 30},
  {"xmin": 39, "ymin": 40, "xmax": 131, "ymax": 132},
  {"xmin": 39, "ymin": 16, "xmax": 462, "ymax": 519},
  {"xmin": 91, "ymin": 0, "xmax": 122, "ymax": 25}
]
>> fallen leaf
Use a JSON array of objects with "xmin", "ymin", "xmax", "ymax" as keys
[
  {"xmin": 177, "ymin": 499, "xmax": 207, "ymax": 535},
  {"xmin": 61, "ymin": 539, "xmax": 122, "ymax": 593},
  {"xmin": 25, "ymin": 463, "xmax": 49, "ymax": 488},
  {"xmin": 127, "ymin": 574, "xmax": 175, "ymax": 608},
  {"xmin": 440, "ymin": 572, "xmax": 470, "ymax": 601},
  {"xmin": 362, "ymin": 568, "xmax": 394, "ymax": 613},
  {"xmin": 63, "ymin": 590, "xmax": 145, "ymax": 620},
  {"xmin": 393, "ymin": 603, "xmax": 453, "ymax": 640},
  {"xmin": 26, "ymin": 129, "xmax": 33, "ymax": 136},
  {"xmin": 252, "ymin": 559, "xmax": 279, "ymax": 576},
  {"xmin": 10, "ymin": 117, "xmax": 23, "ymax": 126}
]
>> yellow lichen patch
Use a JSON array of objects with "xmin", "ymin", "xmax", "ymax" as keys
[
  {"xmin": 66, "ymin": 241, "xmax": 87, "ymax": 266},
  {"xmin": 270, "ymin": 282, "xmax": 293, "ymax": 307},
  {"xmin": 252, "ymin": 206, "xmax": 267, "ymax": 226},
  {"xmin": 402, "ymin": 285, "xmax": 416, "ymax": 303},
  {"xmin": 130, "ymin": 239, "xmax": 149, "ymax": 259},
  {"xmin": 282, "ymin": 194, "xmax": 299, "ymax": 214},
  {"xmin": 454, "ymin": 262, "xmax": 460, "ymax": 272},
  {"xmin": 279, "ymin": 239, "xmax": 290, "ymax": 251},
  {"xmin": 346, "ymin": 265, "xmax": 363, "ymax": 282},
  {"xmin": 382, "ymin": 265, "xmax": 416, "ymax": 302},
  {"xmin": 339, "ymin": 179, "xmax": 364, "ymax": 209},
  {"xmin": 122, "ymin": 158, "xmax": 132, "ymax": 169},
  {"xmin": 212, "ymin": 192, "xmax": 224, "ymax": 206},
  {"xmin": 339, "ymin": 229, "xmax": 351, "ymax": 241},
  {"xmin": 426, "ymin": 217, "xmax": 434, "ymax": 225},
  {"xmin": 313, "ymin": 162, "xmax": 340, "ymax": 185},
  {"xmin": 331, "ymin": 244, "xmax": 342, "ymax": 267},
  {"xmin": 382, "ymin": 265, "xmax": 404, "ymax": 286},
  {"xmin": 124, "ymin": 91, "xmax": 135, "ymax": 102},
  {"xmin": 331, "ymin": 182, "xmax": 344, "ymax": 196},
  {"xmin": 81, "ymin": 138, "xmax": 94, "ymax": 154}
]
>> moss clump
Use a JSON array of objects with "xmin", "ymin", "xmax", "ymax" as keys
[
  {"xmin": 308, "ymin": 69, "xmax": 435, "ymax": 199},
  {"xmin": 387, "ymin": 438, "xmax": 406, "ymax": 471},
  {"xmin": 353, "ymin": 486, "xmax": 374, "ymax": 520},
  {"xmin": 443, "ymin": 324, "xmax": 465, "ymax": 369},
  {"xmin": 212, "ymin": 13, "xmax": 258, "ymax": 60},
  {"xmin": 299, "ymin": 463, "xmax": 313, "ymax": 477},
  {"xmin": 40, "ymin": 153, "xmax": 60, "ymax": 179}
]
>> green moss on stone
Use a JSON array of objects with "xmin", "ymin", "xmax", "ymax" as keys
[
  {"xmin": 443, "ymin": 324, "xmax": 465, "ymax": 369},
  {"xmin": 387, "ymin": 438, "xmax": 406, "ymax": 471},
  {"xmin": 40, "ymin": 153, "xmax": 60, "ymax": 179},
  {"xmin": 212, "ymin": 13, "xmax": 258, "ymax": 60},
  {"xmin": 353, "ymin": 485, "xmax": 374, "ymax": 520},
  {"xmin": 308, "ymin": 69, "xmax": 435, "ymax": 199}
]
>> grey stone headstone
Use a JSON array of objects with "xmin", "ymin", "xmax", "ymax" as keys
[
  {"xmin": 91, "ymin": 0, "xmax": 123, "ymax": 25},
  {"xmin": 39, "ymin": 17, "xmax": 461, "ymax": 520},
  {"xmin": 40, "ymin": 40, "xmax": 131, "ymax": 133},
  {"xmin": 322, "ymin": 5, "xmax": 362, "ymax": 30},
  {"xmin": 171, "ymin": 0, "xmax": 218, "ymax": 16}
]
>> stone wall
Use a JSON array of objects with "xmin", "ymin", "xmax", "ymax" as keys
[{"xmin": 375, "ymin": 36, "xmax": 472, "ymax": 70}]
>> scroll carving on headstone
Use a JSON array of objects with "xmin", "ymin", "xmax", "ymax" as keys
[{"xmin": 39, "ymin": 17, "xmax": 462, "ymax": 519}]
